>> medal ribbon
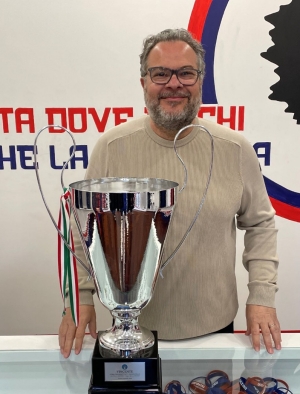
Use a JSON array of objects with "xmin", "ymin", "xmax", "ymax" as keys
[{"xmin": 58, "ymin": 188, "xmax": 79, "ymax": 326}]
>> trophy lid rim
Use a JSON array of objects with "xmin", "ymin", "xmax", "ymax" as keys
[{"xmin": 69, "ymin": 177, "xmax": 179, "ymax": 193}]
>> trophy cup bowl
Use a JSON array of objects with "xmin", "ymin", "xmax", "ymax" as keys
[{"xmin": 69, "ymin": 177, "xmax": 178, "ymax": 358}]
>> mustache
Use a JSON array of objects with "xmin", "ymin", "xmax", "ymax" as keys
[{"xmin": 158, "ymin": 91, "xmax": 190, "ymax": 99}]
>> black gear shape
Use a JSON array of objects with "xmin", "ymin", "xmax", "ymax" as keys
[{"xmin": 261, "ymin": 0, "xmax": 300, "ymax": 124}]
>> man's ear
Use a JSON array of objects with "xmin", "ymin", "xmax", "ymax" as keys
[{"xmin": 140, "ymin": 77, "xmax": 145, "ymax": 88}]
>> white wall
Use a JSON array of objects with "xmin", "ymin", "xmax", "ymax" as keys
[{"xmin": 0, "ymin": 0, "xmax": 299, "ymax": 336}]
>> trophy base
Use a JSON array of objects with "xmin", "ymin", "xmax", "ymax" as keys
[{"xmin": 88, "ymin": 331, "xmax": 162, "ymax": 394}]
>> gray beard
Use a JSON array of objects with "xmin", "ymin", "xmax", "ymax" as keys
[{"xmin": 144, "ymin": 93, "xmax": 201, "ymax": 136}]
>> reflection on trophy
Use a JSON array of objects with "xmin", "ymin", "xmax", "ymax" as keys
[{"xmin": 70, "ymin": 177, "xmax": 178, "ymax": 355}]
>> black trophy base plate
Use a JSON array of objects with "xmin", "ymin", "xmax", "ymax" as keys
[{"xmin": 88, "ymin": 331, "xmax": 162, "ymax": 394}]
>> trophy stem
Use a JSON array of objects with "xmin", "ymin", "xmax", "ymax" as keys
[{"xmin": 98, "ymin": 308, "xmax": 155, "ymax": 358}]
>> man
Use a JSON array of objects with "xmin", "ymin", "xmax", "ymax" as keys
[{"xmin": 59, "ymin": 28, "xmax": 281, "ymax": 358}]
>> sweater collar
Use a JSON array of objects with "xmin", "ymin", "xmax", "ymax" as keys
[{"xmin": 144, "ymin": 115, "xmax": 200, "ymax": 148}]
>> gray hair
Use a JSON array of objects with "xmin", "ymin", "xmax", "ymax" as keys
[{"xmin": 140, "ymin": 28, "xmax": 205, "ymax": 77}]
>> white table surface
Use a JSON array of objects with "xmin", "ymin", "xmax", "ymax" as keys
[{"xmin": 0, "ymin": 334, "xmax": 299, "ymax": 393}]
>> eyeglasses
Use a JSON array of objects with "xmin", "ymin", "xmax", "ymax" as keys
[{"xmin": 146, "ymin": 67, "xmax": 202, "ymax": 86}]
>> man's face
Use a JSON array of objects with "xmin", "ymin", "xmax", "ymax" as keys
[{"xmin": 141, "ymin": 40, "xmax": 203, "ymax": 136}]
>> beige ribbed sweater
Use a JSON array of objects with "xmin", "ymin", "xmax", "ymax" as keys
[{"xmin": 71, "ymin": 115, "xmax": 278, "ymax": 339}]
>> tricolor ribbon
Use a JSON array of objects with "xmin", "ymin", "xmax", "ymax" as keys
[{"xmin": 58, "ymin": 188, "xmax": 79, "ymax": 326}]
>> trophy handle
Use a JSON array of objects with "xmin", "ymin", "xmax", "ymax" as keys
[
  {"xmin": 33, "ymin": 125, "xmax": 92, "ymax": 276},
  {"xmin": 160, "ymin": 124, "xmax": 214, "ymax": 274}
]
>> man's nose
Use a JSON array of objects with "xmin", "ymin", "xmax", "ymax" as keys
[{"xmin": 165, "ymin": 72, "xmax": 183, "ymax": 88}]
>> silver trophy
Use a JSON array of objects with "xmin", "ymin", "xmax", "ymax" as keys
[
  {"xmin": 34, "ymin": 124, "xmax": 213, "ymax": 361},
  {"xmin": 70, "ymin": 176, "xmax": 178, "ymax": 356}
]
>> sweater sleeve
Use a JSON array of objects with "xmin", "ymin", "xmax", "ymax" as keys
[
  {"xmin": 65, "ymin": 216, "xmax": 95, "ymax": 307},
  {"xmin": 66, "ymin": 134, "xmax": 110, "ymax": 306},
  {"xmin": 236, "ymin": 138, "xmax": 279, "ymax": 308}
]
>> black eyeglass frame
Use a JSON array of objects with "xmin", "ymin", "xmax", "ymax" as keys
[{"xmin": 146, "ymin": 67, "xmax": 202, "ymax": 86}]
